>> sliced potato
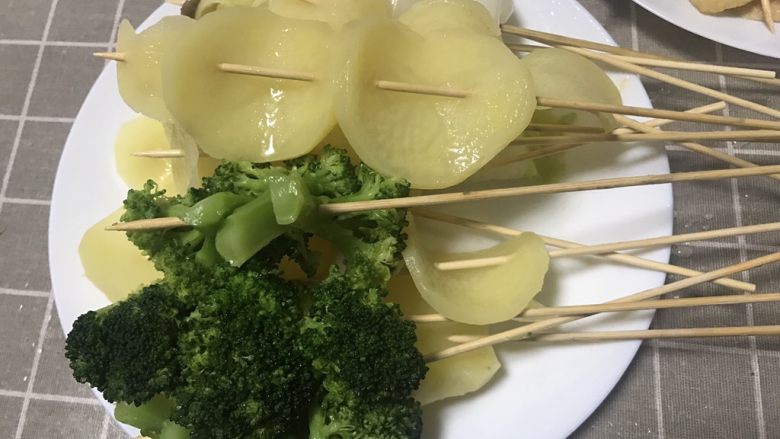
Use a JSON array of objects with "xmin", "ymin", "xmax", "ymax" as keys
[
  {"xmin": 399, "ymin": 0, "xmax": 500, "ymax": 37},
  {"xmin": 269, "ymin": 0, "xmax": 390, "ymax": 30},
  {"xmin": 79, "ymin": 209, "xmax": 162, "ymax": 303},
  {"xmin": 116, "ymin": 16, "xmax": 194, "ymax": 122},
  {"xmin": 387, "ymin": 275, "xmax": 500, "ymax": 406},
  {"xmin": 115, "ymin": 116, "xmax": 214, "ymax": 194},
  {"xmin": 162, "ymin": 7, "xmax": 337, "ymax": 162},
  {"xmin": 523, "ymin": 48, "xmax": 622, "ymax": 131},
  {"xmin": 114, "ymin": 116, "xmax": 177, "ymax": 192},
  {"xmin": 337, "ymin": 19, "xmax": 536, "ymax": 189},
  {"xmin": 689, "ymin": 0, "xmax": 753, "ymax": 13},
  {"xmin": 403, "ymin": 219, "xmax": 550, "ymax": 325}
]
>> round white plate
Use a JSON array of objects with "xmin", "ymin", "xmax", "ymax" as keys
[
  {"xmin": 49, "ymin": 1, "xmax": 672, "ymax": 438},
  {"xmin": 634, "ymin": 0, "xmax": 780, "ymax": 59}
]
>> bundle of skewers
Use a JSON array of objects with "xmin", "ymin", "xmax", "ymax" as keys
[{"xmin": 71, "ymin": 0, "xmax": 780, "ymax": 438}]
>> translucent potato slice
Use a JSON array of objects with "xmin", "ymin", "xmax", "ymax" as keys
[
  {"xmin": 387, "ymin": 275, "xmax": 501, "ymax": 406},
  {"xmin": 523, "ymin": 48, "xmax": 622, "ymax": 131},
  {"xmin": 114, "ymin": 116, "xmax": 209, "ymax": 195},
  {"xmin": 79, "ymin": 209, "xmax": 162, "ymax": 303},
  {"xmin": 268, "ymin": 0, "xmax": 390, "ymax": 31},
  {"xmin": 337, "ymin": 19, "xmax": 536, "ymax": 189},
  {"xmin": 399, "ymin": 0, "xmax": 500, "ymax": 37},
  {"xmin": 403, "ymin": 220, "xmax": 550, "ymax": 325},
  {"xmin": 162, "ymin": 7, "xmax": 337, "ymax": 162},
  {"xmin": 116, "ymin": 16, "xmax": 194, "ymax": 122}
]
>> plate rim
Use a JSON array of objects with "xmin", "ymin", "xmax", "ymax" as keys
[{"xmin": 633, "ymin": 0, "xmax": 780, "ymax": 59}]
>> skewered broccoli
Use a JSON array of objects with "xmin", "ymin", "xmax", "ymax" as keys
[{"xmin": 66, "ymin": 148, "xmax": 425, "ymax": 438}]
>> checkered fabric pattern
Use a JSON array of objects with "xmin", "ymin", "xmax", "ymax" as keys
[{"xmin": 0, "ymin": 0, "xmax": 778, "ymax": 437}]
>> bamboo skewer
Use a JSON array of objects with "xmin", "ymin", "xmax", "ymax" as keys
[
  {"xmin": 434, "ymin": 256, "xmax": 511, "ymax": 271},
  {"xmin": 506, "ymin": 43, "xmax": 776, "ymax": 79},
  {"xmin": 319, "ymin": 165, "xmax": 780, "ymax": 214},
  {"xmin": 560, "ymin": 46, "xmax": 780, "ymax": 119},
  {"xmin": 107, "ymin": 165, "xmax": 780, "ymax": 230},
  {"xmin": 434, "ymin": 220, "xmax": 780, "ymax": 271},
  {"xmin": 613, "ymin": 114, "xmax": 780, "ymax": 182},
  {"xmin": 407, "ymin": 292, "xmax": 780, "ymax": 323},
  {"xmin": 500, "ymin": 25, "xmax": 670, "ymax": 60},
  {"xmin": 93, "ymin": 51, "xmax": 126, "ymax": 62},
  {"xmin": 549, "ymin": 221, "xmax": 780, "ymax": 258},
  {"xmin": 761, "ymin": 0, "xmax": 776, "ymax": 32},
  {"xmin": 131, "ymin": 150, "xmax": 185, "ymax": 158},
  {"xmin": 412, "ymin": 209, "xmax": 755, "ymax": 292},
  {"xmin": 511, "ymin": 130, "xmax": 780, "ymax": 146},
  {"xmin": 218, "ymin": 63, "xmax": 316, "ymax": 82},
  {"xmin": 447, "ymin": 325, "xmax": 780, "ymax": 344},
  {"xmin": 424, "ymin": 252, "xmax": 780, "ymax": 362},
  {"xmin": 490, "ymin": 102, "xmax": 727, "ymax": 169},
  {"xmin": 537, "ymin": 97, "xmax": 780, "ymax": 131},
  {"xmin": 526, "ymin": 123, "xmax": 605, "ymax": 133},
  {"xmin": 374, "ymin": 80, "xmax": 471, "ymax": 99}
]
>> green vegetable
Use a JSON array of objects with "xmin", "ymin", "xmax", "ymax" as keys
[
  {"xmin": 65, "ymin": 283, "xmax": 189, "ymax": 405},
  {"xmin": 67, "ymin": 148, "xmax": 424, "ymax": 438}
]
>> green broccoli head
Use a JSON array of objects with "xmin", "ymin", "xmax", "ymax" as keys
[
  {"xmin": 172, "ymin": 272, "xmax": 319, "ymax": 439},
  {"xmin": 303, "ymin": 273, "xmax": 427, "ymax": 403},
  {"xmin": 65, "ymin": 283, "xmax": 189, "ymax": 405},
  {"xmin": 289, "ymin": 146, "xmax": 360, "ymax": 199},
  {"xmin": 309, "ymin": 392, "xmax": 423, "ymax": 439}
]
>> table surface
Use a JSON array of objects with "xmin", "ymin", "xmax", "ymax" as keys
[{"xmin": 1, "ymin": 0, "xmax": 779, "ymax": 438}]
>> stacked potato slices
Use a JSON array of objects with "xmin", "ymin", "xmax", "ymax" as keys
[{"xmin": 113, "ymin": 0, "xmax": 540, "ymax": 188}]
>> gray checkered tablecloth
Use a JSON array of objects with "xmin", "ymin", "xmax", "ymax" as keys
[{"xmin": 1, "ymin": 0, "xmax": 779, "ymax": 437}]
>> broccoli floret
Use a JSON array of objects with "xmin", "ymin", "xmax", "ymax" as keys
[
  {"xmin": 303, "ymin": 271, "xmax": 427, "ymax": 402},
  {"xmin": 289, "ymin": 146, "xmax": 360, "ymax": 199},
  {"xmin": 65, "ymin": 283, "xmax": 189, "ymax": 405},
  {"xmin": 309, "ymin": 393, "xmax": 422, "ymax": 439},
  {"xmin": 172, "ymin": 272, "xmax": 318, "ymax": 439}
]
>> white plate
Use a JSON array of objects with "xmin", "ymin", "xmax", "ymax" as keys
[
  {"xmin": 634, "ymin": 0, "xmax": 780, "ymax": 59},
  {"xmin": 49, "ymin": 1, "xmax": 672, "ymax": 438}
]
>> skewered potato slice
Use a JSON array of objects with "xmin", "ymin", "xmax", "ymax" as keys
[
  {"xmin": 80, "ymin": 209, "xmax": 162, "ymax": 303},
  {"xmin": 162, "ymin": 7, "xmax": 337, "ymax": 162},
  {"xmin": 387, "ymin": 275, "xmax": 501, "ymax": 406},
  {"xmin": 268, "ymin": 0, "xmax": 390, "ymax": 31},
  {"xmin": 337, "ymin": 19, "xmax": 536, "ymax": 189},
  {"xmin": 523, "ymin": 48, "xmax": 622, "ymax": 131},
  {"xmin": 403, "ymin": 220, "xmax": 550, "ymax": 325},
  {"xmin": 116, "ymin": 17, "xmax": 194, "ymax": 122},
  {"xmin": 114, "ymin": 116, "xmax": 202, "ymax": 195},
  {"xmin": 399, "ymin": 0, "xmax": 500, "ymax": 37}
]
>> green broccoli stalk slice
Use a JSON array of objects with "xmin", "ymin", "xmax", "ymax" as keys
[{"xmin": 65, "ymin": 283, "xmax": 190, "ymax": 405}]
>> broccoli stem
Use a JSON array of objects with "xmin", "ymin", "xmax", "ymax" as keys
[
  {"xmin": 215, "ymin": 193, "xmax": 285, "ymax": 267},
  {"xmin": 114, "ymin": 394, "xmax": 176, "ymax": 433},
  {"xmin": 159, "ymin": 420, "xmax": 191, "ymax": 439}
]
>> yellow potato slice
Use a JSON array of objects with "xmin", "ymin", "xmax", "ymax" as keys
[
  {"xmin": 399, "ymin": 0, "xmax": 500, "ymax": 37},
  {"xmin": 336, "ymin": 19, "xmax": 536, "ymax": 189},
  {"xmin": 115, "ymin": 116, "xmax": 213, "ymax": 194},
  {"xmin": 523, "ymin": 48, "xmax": 622, "ymax": 131},
  {"xmin": 387, "ymin": 275, "xmax": 501, "ymax": 406},
  {"xmin": 79, "ymin": 209, "xmax": 162, "ymax": 303},
  {"xmin": 403, "ymin": 220, "xmax": 550, "ymax": 325},
  {"xmin": 268, "ymin": 0, "xmax": 390, "ymax": 31},
  {"xmin": 114, "ymin": 116, "xmax": 177, "ymax": 192},
  {"xmin": 689, "ymin": 0, "xmax": 753, "ymax": 13},
  {"xmin": 116, "ymin": 17, "xmax": 194, "ymax": 122},
  {"xmin": 162, "ymin": 7, "xmax": 337, "ymax": 162}
]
